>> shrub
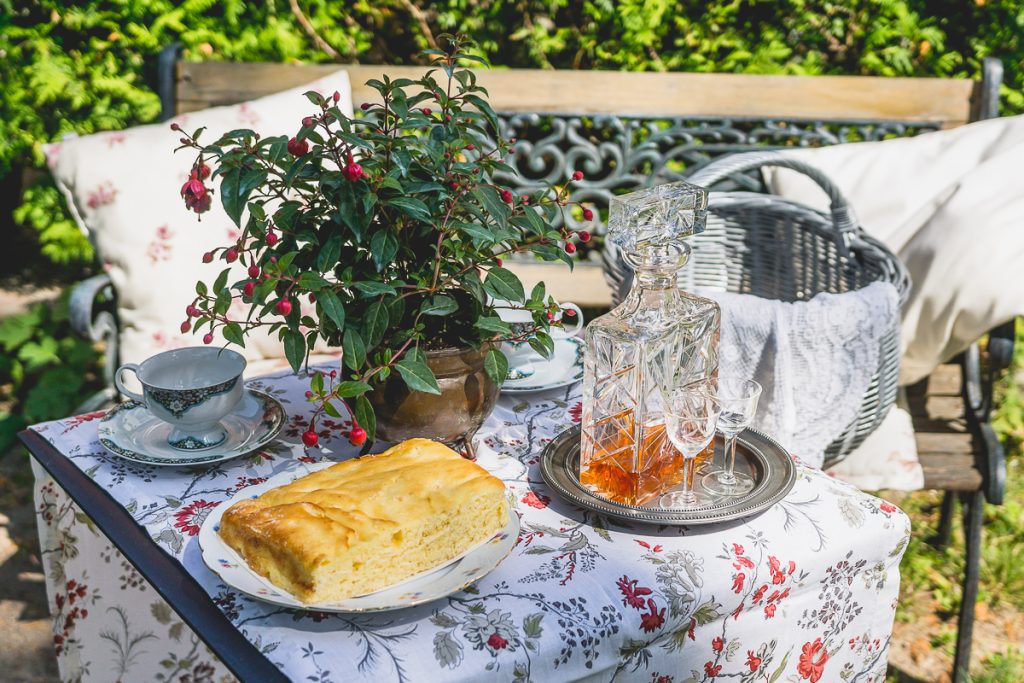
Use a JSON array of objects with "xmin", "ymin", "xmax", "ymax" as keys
[{"xmin": 3, "ymin": 1, "xmax": 1023, "ymax": 269}]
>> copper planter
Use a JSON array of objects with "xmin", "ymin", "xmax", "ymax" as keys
[{"xmin": 369, "ymin": 344, "xmax": 500, "ymax": 456}]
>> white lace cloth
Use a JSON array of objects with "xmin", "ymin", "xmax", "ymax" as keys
[{"xmin": 702, "ymin": 281, "xmax": 901, "ymax": 468}]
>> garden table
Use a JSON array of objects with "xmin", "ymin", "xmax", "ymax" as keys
[{"xmin": 21, "ymin": 365, "xmax": 909, "ymax": 683}]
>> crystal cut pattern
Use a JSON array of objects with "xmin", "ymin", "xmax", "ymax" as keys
[
  {"xmin": 579, "ymin": 182, "xmax": 720, "ymax": 506},
  {"xmin": 606, "ymin": 180, "xmax": 709, "ymax": 253}
]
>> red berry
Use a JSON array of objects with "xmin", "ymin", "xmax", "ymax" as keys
[
  {"xmin": 275, "ymin": 299, "xmax": 293, "ymax": 316},
  {"xmin": 224, "ymin": 248, "xmax": 238, "ymax": 263},
  {"xmin": 308, "ymin": 293, "xmax": 316, "ymax": 303},
  {"xmin": 329, "ymin": 370, "xmax": 337, "ymax": 378},
  {"xmin": 348, "ymin": 426, "xmax": 367, "ymax": 446},
  {"xmin": 302, "ymin": 116, "xmax": 314, "ymax": 127},
  {"xmin": 565, "ymin": 242, "xmax": 577, "ymax": 254},
  {"xmin": 466, "ymin": 143, "xmax": 475, "ymax": 151},
  {"xmin": 180, "ymin": 320, "xmax": 191, "ymax": 333},
  {"xmin": 449, "ymin": 182, "xmax": 459, "ymax": 191},
  {"xmin": 422, "ymin": 107, "xmax": 432, "ymax": 115},
  {"xmin": 572, "ymin": 170, "xmax": 584, "ymax": 181},
  {"xmin": 302, "ymin": 430, "xmax": 319, "ymax": 447},
  {"xmin": 202, "ymin": 251, "xmax": 214, "ymax": 263},
  {"xmin": 564, "ymin": 308, "xmax": 577, "ymax": 317},
  {"xmin": 500, "ymin": 190, "xmax": 514, "ymax": 204},
  {"xmin": 546, "ymin": 311, "xmax": 554, "ymax": 320},
  {"xmin": 495, "ymin": 258, "xmax": 503, "ymax": 267},
  {"xmin": 202, "ymin": 333, "xmax": 214, "ymax": 345},
  {"xmin": 287, "ymin": 137, "xmax": 309, "ymax": 157},
  {"xmin": 243, "ymin": 281, "xmax": 256, "ymax": 298},
  {"xmin": 333, "ymin": 91, "xmax": 341, "ymax": 103},
  {"xmin": 360, "ymin": 102, "xmax": 371, "ymax": 111},
  {"xmin": 579, "ymin": 230, "xmax": 592, "ymax": 242},
  {"xmin": 265, "ymin": 231, "xmax": 279, "ymax": 246},
  {"xmin": 248, "ymin": 264, "xmax": 260, "ymax": 278},
  {"xmin": 582, "ymin": 208, "xmax": 594, "ymax": 221},
  {"xmin": 270, "ymin": 256, "xmax": 277, "ymax": 264},
  {"xmin": 304, "ymin": 390, "xmax": 314, "ymax": 398},
  {"xmin": 169, "ymin": 122, "xmax": 180, "ymax": 132},
  {"xmin": 343, "ymin": 162, "xmax": 363, "ymax": 183}
]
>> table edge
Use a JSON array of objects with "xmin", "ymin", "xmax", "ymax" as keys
[{"xmin": 18, "ymin": 428, "xmax": 289, "ymax": 683}]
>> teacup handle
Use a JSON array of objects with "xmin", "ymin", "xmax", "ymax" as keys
[
  {"xmin": 554, "ymin": 303, "xmax": 584, "ymax": 338},
  {"xmin": 114, "ymin": 364, "xmax": 147, "ymax": 405}
]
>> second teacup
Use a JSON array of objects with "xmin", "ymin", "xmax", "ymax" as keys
[
  {"xmin": 114, "ymin": 347, "xmax": 247, "ymax": 451},
  {"xmin": 493, "ymin": 300, "xmax": 584, "ymax": 379}
]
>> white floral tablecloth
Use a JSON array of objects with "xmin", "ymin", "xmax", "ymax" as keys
[{"xmin": 30, "ymin": 367, "xmax": 909, "ymax": 683}]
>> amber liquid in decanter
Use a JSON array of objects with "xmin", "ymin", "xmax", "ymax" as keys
[{"xmin": 578, "ymin": 413, "xmax": 715, "ymax": 505}]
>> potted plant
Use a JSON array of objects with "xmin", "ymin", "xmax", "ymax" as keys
[{"xmin": 174, "ymin": 35, "xmax": 592, "ymax": 452}]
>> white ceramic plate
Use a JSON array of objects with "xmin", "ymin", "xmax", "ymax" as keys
[
  {"xmin": 198, "ymin": 461, "xmax": 520, "ymax": 613},
  {"xmin": 501, "ymin": 336, "xmax": 584, "ymax": 394},
  {"xmin": 98, "ymin": 389, "xmax": 285, "ymax": 466}
]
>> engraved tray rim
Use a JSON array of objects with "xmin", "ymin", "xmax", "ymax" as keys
[{"xmin": 539, "ymin": 425, "xmax": 797, "ymax": 526}]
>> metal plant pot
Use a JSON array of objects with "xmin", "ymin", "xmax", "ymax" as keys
[{"xmin": 368, "ymin": 344, "xmax": 500, "ymax": 457}]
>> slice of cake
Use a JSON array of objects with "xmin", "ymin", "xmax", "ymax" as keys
[{"xmin": 218, "ymin": 438, "xmax": 509, "ymax": 603}]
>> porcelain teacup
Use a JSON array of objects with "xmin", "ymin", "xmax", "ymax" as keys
[
  {"xmin": 493, "ymin": 300, "xmax": 584, "ymax": 380},
  {"xmin": 114, "ymin": 347, "xmax": 247, "ymax": 451}
]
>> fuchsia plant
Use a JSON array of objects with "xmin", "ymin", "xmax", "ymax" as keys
[{"xmin": 174, "ymin": 35, "xmax": 594, "ymax": 446}]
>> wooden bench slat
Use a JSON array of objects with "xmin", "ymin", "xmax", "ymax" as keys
[{"xmin": 176, "ymin": 62, "xmax": 974, "ymax": 125}]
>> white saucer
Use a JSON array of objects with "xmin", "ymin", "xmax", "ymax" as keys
[
  {"xmin": 199, "ymin": 461, "xmax": 519, "ymax": 612},
  {"xmin": 501, "ymin": 336, "xmax": 584, "ymax": 394},
  {"xmin": 98, "ymin": 389, "xmax": 285, "ymax": 466}
]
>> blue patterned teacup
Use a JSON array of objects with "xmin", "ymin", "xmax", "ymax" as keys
[{"xmin": 114, "ymin": 347, "xmax": 247, "ymax": 451}]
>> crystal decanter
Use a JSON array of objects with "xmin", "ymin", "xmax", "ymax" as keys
[{"xmin": 579, "ymin": 181, "xmax": 720, "ymax": 506}]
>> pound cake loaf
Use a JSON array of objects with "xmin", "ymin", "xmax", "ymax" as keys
[{"xmin": 218, "ymin": 438, "xmax": 508, "ymax": 603}]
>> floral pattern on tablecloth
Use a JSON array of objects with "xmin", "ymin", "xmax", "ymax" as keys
[{"xmin": 31, "ymin": 366, "xmax": 909, "ymax": 682}]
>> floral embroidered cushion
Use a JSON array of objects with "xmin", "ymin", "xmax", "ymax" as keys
[{"xmin": 45, "ymin": 70, "xmax": 353, "ymax": 365}]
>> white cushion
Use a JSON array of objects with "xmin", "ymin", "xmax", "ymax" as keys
[
  {"xmin": 826, "ymin": 407, "xmax": 923, "ymax": 491},
  {"xmin": 762, "ymin": 115, "xmax": 1024, "ymax": 384},
  {"xmin": 46, "ymin": 71, "xmax": 353, "ymax": 365}
]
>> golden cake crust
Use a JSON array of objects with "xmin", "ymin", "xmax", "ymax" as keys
[{"xmin": 218, "ymin": 438, "xmax": 508, "ymax": 602}]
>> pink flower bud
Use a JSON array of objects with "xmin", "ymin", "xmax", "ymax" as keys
[
  {"xmin": 582, "ymin": 208, "xmax": 594, "ymax": 221},
  {"xmin": 265, "ymin": 231, "xmax": 279, "ymax": 246},
  {"xmin": 203, "ymin": 333, "xmax": 214, "ymax": 344},
  {"xmin": 287, "ymin": 137, "xmax": 310, "ymax": 157}
]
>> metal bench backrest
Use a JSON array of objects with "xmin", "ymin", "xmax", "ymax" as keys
[{"xmin": 159, "ymin": 47, "xmax": 1002, "ymax": 305}]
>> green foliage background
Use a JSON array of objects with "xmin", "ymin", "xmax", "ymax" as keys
[{"xmin": 2, "ymin": 0, "xmax": 1023, "ymax": 270}]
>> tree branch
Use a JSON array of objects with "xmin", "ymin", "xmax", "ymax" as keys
[
  {"xmin": 289, "ymin": 0, "xmax": 341, "ymax": 60},
  {"xmin": 397, "ymin": 0, "xmax": 439, "ymax": 50}
]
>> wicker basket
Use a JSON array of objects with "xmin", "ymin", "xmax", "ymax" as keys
[{"xmin": 602, "ymin": 151, "xmax": 911, "ymax": 467}]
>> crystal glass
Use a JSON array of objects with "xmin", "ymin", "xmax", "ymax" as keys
[
  {"xmin": 579, "ymin": 180, "xmax": 720, "ymax": 506},
  {"xmin": 702, "ymin": 378, "xmax": 762, "ymax": 496},
  {"xmin": 659, "ymin": 381, "xmax": 719, "ymax": 509}
]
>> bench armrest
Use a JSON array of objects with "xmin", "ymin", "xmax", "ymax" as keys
[{"xmin": 69, "ymin": 274, "xmax": 120, "ymax": 410}]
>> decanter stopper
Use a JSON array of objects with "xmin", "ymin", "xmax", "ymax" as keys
[{"xmin": 607, "ymin": 180, "xmax": 708, "ymax": 255}]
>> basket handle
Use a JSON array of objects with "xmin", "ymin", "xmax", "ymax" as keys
[{"xmin": 689, "ymin": 151, "xmax": 858, "ymax": 257}]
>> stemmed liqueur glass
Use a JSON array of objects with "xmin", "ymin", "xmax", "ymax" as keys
[
  {"xmin": 659, "ymin": 380, "xmax": 719, "ymax": 509},
  {"xmin": 701, "ymin": 378, "xmax": 762, "ymax": 497}
]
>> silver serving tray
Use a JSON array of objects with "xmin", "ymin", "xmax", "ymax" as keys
[{"xmin": 540, "ymin": 425, "xmax": 796, "ymax": 525}]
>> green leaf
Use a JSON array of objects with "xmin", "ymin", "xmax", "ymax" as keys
[
  {"xmin": 483, "ymin": 266, "xmax": 525, "ymax": 303},
  {"xmin": 322, "ymin": 400, "xmax": 342, "ymax": 418},
  {"xmin": 483, "ymin": 347, "xmax": 509, "ymax": 385},
  {"xmin": 475, "ymin": 317, "xmax": 512, "ymax": 335},
  {"xmin": 528, "ymin": 331, "xmax": 555, "ymax": 359},
  {"xmin": 297, "ymin": 273, "xmax": 329, "ymax": 289},
  {"xmin": 353, "ymin": 282, "xmax": 398, "ymax": 297},
  {"xmin": 768, "ymin": 651, "xmax": 790, "ymax": 683},
  {"xmin": 395, "ymin": 357, "xmax": 442, "ymax": 395},
  {"xmin": 316, "ymin": 234, "xmax": 343, "ymax": 272},
  {"xmin": 334, "ymin": 380, "xmax": 371, "ymax": 398},
  {"xmin": 386, "ymin": 197, "xmax": 433, "ymax": 223},
  {"xmin": 222, "ymin": 322, "xmax": 245, "ymax": 347},
  {"xmin": 472, "ymin": 186, "xmax": 509, "ymax": 230},
  {"xmin": 283, "ymin": 330, "xmax": 305, "ymax": 372},
  {"xmin": 464, "ymin": 94, "xmax": 500, "ymax": 134},
  {"xmin": 369, "ymin": 230, "xmax": 399, "ymax": 271},
  {"xmin": 522, "ymin": 613, "xmax": 544, "ymax": 639},
  {"xmin": 318, "ymin": 289, "xmax": 346, "ymax": 330},
  {"xmin": 311, "ymin": 370, "xmax": 324, "ymax": 394},
  {"xmin": 213, "ymin": 268, "xmax": 230, "ymax": 295},
  {"xmin": 421, "ymin": 294, "xmax": 458, "ymax": 316},
  {"xmin": 364, "ymin": 301, "xmax": 388, "ymax": 348},
  {"xmin": 220, "ymin": 167, "xmax": 267, "ymax": 226},
  {"xmin": 354, "ymin": 394, "xmax": 376, "ymax": 442},
  {"xmin": 342, "ymin": 328, "xmax": 366, "ymax": 371}
]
